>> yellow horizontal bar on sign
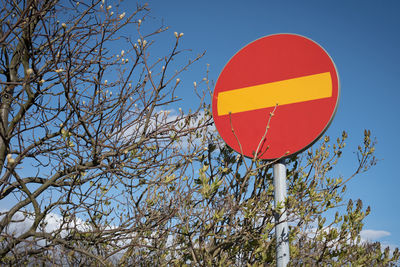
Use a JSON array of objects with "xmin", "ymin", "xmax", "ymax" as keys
[{"xmin": 217, "ymin": 72, "xmax": 332, "ymax": 115}]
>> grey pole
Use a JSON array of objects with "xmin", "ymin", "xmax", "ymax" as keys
[{"xmin": 273, "ymin": 160, "xmax": 290, "ymax": 266}]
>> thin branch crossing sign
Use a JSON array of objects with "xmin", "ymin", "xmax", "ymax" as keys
[{"xmin": 212, "ymin": 34, "xmax": 340, "ymax": 160}]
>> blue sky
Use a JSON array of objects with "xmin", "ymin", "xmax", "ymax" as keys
[{"xmin": 130, "ymin": 0, "xmax": 400, "ymax": 248}]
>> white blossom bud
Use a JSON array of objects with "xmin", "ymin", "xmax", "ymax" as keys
[
  {"xmin": 138, "ymin": 19, "xmax": 142, "ymax": 26},
  {"xmin": 125, "ymin": 58, "xmax": 129, "ymax": 63},
  {"xmin": 61, "ymin": 23, "xmax": 67, "ymax": 29},
  {"xmin": 110, "ymin": 11, "xmax": 114, "ymax": 16},
  {"xmin": 121, "ymin": 50, "xmax": 125, "ymax": 56},
  {"xmin": 193, "ymin": 81, "xmax": 197, "ymax": 87},
  {"xmin": 26, "ymin": 68, "xmax": 33, "ymax": 76},
  {"xmin": 7, "ymin": 154, "xmax": 15, "ymax": 164},
  {"xmin": 179, "ymin": 32, "xmax": 184, "ymax": 37},
  {"xmin": 119, "ymin": 12, "xmax": 125, "ymax": 19},
  {"xmin": 107, "ymin": 5, "xmax": 112, "ymax": 10},
  {"xmin": 236, "ymin": 154, "xmax": 240, "ymax": 162},
  {"xmin": 55, "ymin": 68, "xmax": 64, "ymax": 73},
  {"xmin": 143, "ymin": 40, "xmax": 147, "ymax": 46},
  {"xmin": 174, "ymin": 32, "xmax": 178, "ymax": 38},
  {"xmin": 176, "ymin": 78, "xmax": 180, "ymax": 83},
  {"xmin": 104, "ymin": 80, "xmax": 108, "ymax": 85},
  {"xmin": 39, "ymin": 79, "xmax": 45, "ymax": 84}
]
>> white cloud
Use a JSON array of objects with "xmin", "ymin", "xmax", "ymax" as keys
[
  {"xmin": 379, "ymin": 241, "xmax": 400, "ymax": 255},
  {"xmin": 116, "ymin": 108, "xmax": 215, "ymax": 155},
  {"xmin": 360, "ymin": 229, "xmax": 391, "ymax": 241},
  {"xmin": 0, "ymin": 211, "xmax": 91, "ymax": 238}
]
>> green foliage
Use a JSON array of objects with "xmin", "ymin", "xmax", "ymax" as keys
[{"xmin": 165, "ymin": 130, "xmax": 399, "ymax": 266}]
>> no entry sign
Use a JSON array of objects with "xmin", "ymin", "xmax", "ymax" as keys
[{"xmin": 212, "ymin": 34, "xmax": 339, "ymax": 160}]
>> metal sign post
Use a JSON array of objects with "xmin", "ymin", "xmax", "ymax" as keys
[{"xmin": 273, "ymin": 160, "xmax": 289, "ymax": 266}]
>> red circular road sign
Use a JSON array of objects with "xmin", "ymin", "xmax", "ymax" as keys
[{"xmin": 212, "ymin": 34, "xmax": 339, "ymax": 160}]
